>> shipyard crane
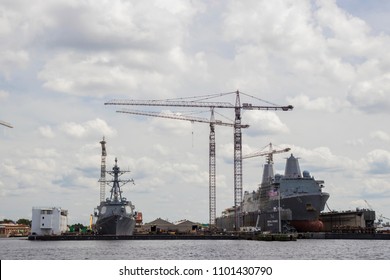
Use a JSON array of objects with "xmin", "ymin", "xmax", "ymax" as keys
[
  {"xmin": 0, "ymin": 120, "xmax": 13, "ymax": 128},
  {"xmin": 378, "ymin": 214, "xmax": 390, "ymax": 222},
  {"xmin": 243, "ymin": 143, "xmax": 291, "ymax": 163},
  {"xmin": 105, "ymin": 90, "xmax": 293, "ymax": 230},
  {"xmin": 116, "ymin": 108, "xmax": 249, "ymax": 226},
  {"xmin": 99, "ymin": 137, "xmax": 107, "ymax": 202},
  {"xmin": 243, "ymin": 143, "xmax": 290, "ymax": 186}
]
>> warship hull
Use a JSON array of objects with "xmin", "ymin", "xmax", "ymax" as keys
[
  {"xmin": 276, "ymin": 192, "xmax": 330, "ymax": 232},
  {"xmin": 216, "ymin": 193, "xmax": 329, "ymax": 232},
  {"xmin": 95, "ymin": 214, "xmax": 135, "ymax": 236}
]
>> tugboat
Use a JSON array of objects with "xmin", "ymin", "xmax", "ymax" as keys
[{"xmin": 95, "ymin": 158, "xmax": 136, "ymax": 235}]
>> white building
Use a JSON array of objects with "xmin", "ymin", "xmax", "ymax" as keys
[{"xmin": 31, "ymin": 207, "xmax": 68, "ymax": 235}]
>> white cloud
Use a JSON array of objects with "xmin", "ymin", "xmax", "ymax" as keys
[
  {"xmin": 243, "ymin": 111, "xmax": 289, "ymax": 136},
  {"xmin": 366, "ymin": 149, "xmax": 390, "ymax": 174},
  {"xmin": 288, "ymin": 145, "xmax": 364, "ymax": 173},
  {"xmin": 59, "ymin": 118, "xmax": 116, "ymax": 139},
  {"xmin": 33, "ymin": 0, "xmax": 203, "ymax": 98},
  {"xmin": 345, "ymin": 138, "xmax": 365, "ymax": 147},
  {"xmin": 38, "ymin": 126, "xmax": 55, "ymax": 138},
  {"xmin": 287, "ymin": 94, "xmax": 351, "ymax": 113},
  {"xmin": 348, "ymin": 73, "xmax": 390, "ymax": 112},
  {"xmin": 0, "ymin": 50, "xmax": 29, "ymax": 78},
  {"xmin": 370, "ymin": 130, "xmax": 390, "ymax": 142},
  {"xmin": 361, "ymin": 178, "xmax": 390, "ymax": 197},
  {"xmin": 60, "ymin": 122, "xmax": 87, "ymax": 138}
]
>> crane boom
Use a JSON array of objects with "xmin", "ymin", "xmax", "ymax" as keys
[
  {"xmin": 243, "ymin": 146, "xmax": 291, "ymax": 160},
  {"xmin": 116, "ymin": 109, "xmax": 249, "ymax": 128},
  {"xmin": 0, "ymin": 121, "xmax": 13, "ymax": 128},
  {"xmin": 107, "ymin": 100, "xmax": 293, "ymax": 111},
  {"xmin": 107, "ymin": 99, "xmax": 234, "ymax": 108}
]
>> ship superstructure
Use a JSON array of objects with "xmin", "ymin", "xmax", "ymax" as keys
[
  {"xmin": 95, "ymin": 158, "xmax": 136, "ymax": 235},
  {"xmin": 259, "ymin": 154, "xmax": 330, "ymax": 231}
]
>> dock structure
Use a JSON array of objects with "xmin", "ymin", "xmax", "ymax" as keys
[
  {"xmin": 28, "ymin": 234, "xmax": 240, "ymax": 241},
  {"xmin": 28, "ymin": 231, "xmax": 390, "ymax": 241},
  {"xmin": 320, "ymin": 209, "xmax": 376, "ymax": 232}
]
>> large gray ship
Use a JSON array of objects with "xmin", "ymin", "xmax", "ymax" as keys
[
  {"xmin": 95, "ymin": 158, "xmax": 136, "ymax": 235},
  {"xmin": 217, "ymin": 153, "xmax": 330, "ymax": 232}
]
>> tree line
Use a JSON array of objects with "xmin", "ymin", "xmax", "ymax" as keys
[{"xmin": 0, "ymin": 218, "xmax": 32, "ymax": 227}]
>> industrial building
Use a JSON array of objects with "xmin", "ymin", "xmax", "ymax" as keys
[
  {"xmin": 31, "ymin": 207, "xmax": 68, "ymax": 235},
  {"xmin": 141, "ymin": 218, "xmax": 201, "ymax": 234}
]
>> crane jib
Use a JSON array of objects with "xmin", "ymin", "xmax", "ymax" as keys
[
  {"xmin": 105, "ymin": 100, "xmax": 234, "ymax": 108},
  {"xmin": 106, "ymin": 100, "xmax": 293, "ymax": 111}
]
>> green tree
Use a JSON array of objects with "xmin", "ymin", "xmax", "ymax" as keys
[
  {"xmin": 0, "ymin": 219, "xmax": 15, "ymax": 224},
  {"xmin": 17, "ymin": 218, "xmax": 32, "ymax": 227},
  {"xmin": 69, "ymin": 223, "xmax": 85, "ymax": 232}
]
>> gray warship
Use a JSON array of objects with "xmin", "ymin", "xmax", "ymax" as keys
[
  {"xmin": 217, "ymin": 153, "xmax": 330, "ymax": 232},
  {"xmin": 95, "ymin": 158, "xmax": 136, "ymax": 235}
]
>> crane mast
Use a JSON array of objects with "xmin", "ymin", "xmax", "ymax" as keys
[
  {"xmin": 209, "ymin": 110, "xmax": 216, "ymax": 226},
  {"xmin": 99, "ymin": 137, "xmax": 107, "ymax": 202},
  {"xmin": 116, "ymin": 108, "xmax": 249, "ymax": 226},
  {"xmin": 233, "ymin": 91, "xmax": 242, "ymax": 229},
  {"xmin": 106, "ymin": 90, "xmax": 293, "ymax": 230}
]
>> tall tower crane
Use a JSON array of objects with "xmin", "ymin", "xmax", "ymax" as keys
[
  {"xmin": 105, "ymin": 90, "xmax": 293, "ymax": 229},
  {"xmin": 116, "ymin": 108, "xmax": 249, "ymax": 226},
  {"xmin": 99, "ymin": 137, "xmax": 107, "ymax": 202},
  {"xmin": 0, "ymin": 121, "xmax": 13, "ymax": 128}
]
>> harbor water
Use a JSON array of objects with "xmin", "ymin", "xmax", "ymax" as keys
[{"xmin": 1, "ymin": 237, "xmax": 389, "ymax": 260}]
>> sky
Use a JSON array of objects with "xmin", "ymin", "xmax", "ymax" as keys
[{"xmin": 1, "ymin": 0, "xmax": 390, "ymax": 225}]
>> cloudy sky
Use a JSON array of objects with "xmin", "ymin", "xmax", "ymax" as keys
[{"xmin": 1, "ymin": 0, "xmax": 390, "ymax": 225}]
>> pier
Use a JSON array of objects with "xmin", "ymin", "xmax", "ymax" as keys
[{"xmin": 27, "ymin": 231, "xmax": 390, "ymax": 241}]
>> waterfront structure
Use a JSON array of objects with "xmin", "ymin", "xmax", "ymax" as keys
[
  {"xmin": 31, "ymin": 207, "xmax": 68, "ymax": 235},
  {"xmin": 143, "ymin": 218, "xmax": 175, "ymax": 233},
  {"xmin": 320, "ymin": 209, "xmax": 375, "ymax": 232},
  {"xmin": 141, "ymin": 218, "xmax": 201, "ymax": 234},
  {"xmin": 0, "ymin": 223, "xmax": 30, "ymax": 237},
  {"xmin": 175, "ymin": 220, "xmax": 200, "ymax": 233}
]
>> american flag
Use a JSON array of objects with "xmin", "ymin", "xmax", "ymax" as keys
[{"xmin": 268, "ymin": 188, "xmax": 278, "ymax": 197}]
